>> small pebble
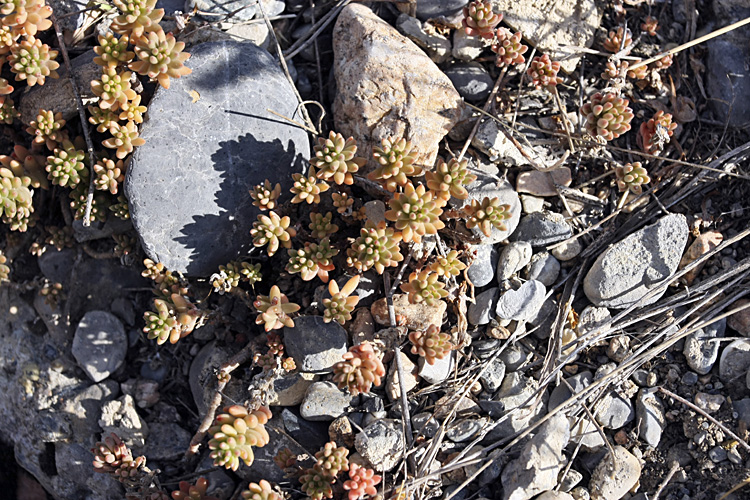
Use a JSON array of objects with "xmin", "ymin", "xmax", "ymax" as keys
[
  {"xmin": 694, "ymin": 392, "xmax": 725, "ymax": 413},
  {"xmin": 727, "ymin": 446, "xmax": 742, "ymax": 465},
  {"xmin": 708, "ymin": 446, "xmax": 727, "ymax": 463},
  {"xmin": 681, "ymin": 372, "xmax": 698, "ymax": 386}
]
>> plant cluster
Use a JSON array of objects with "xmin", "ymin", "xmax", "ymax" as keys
[
  {"xmin": 312, "ymin": 131, "xmax": 365, "ymax": 186},
  {"xmin": 171, "ymin": 478, "xmax": 219, "ymax": 500},
  {"xmin": 343, "ymin": 464, "xmax": 382, "ymax": 500},
  {"xmin": 400, "ymin": 269, "xmax": 448, "ymax": 306},
  {"xmin": 527, "ymin": 54, "xmax": 563, "ymax": 90},
  {"xmin": 241, "ymin": 480, "xmax": 281, "ymax": 500},
  {"xmin": 207, "ymin": 405, "xmax": 272, "ymax": 471},
  {"xmin": 638, "ymin": 110, "xmax": 677, "ymax": 155},
  {"xmin": 409, "ymin": 324, "xmax": 454, "ymax": 365},
  {"xmin": 462, "ymin": 0, "xmax": 501, "ymax": 39},
  {"xmin": 425, "ymin": 157, "xmax": 476, "ymax": 202},
  {"xmin": 581, "ymin": 92, "xmax": 634, "ymax": 141},
  {"xmin": 92, "ymin": 432, "xmax": 147, "ymax": 483},
  {"xmin": 464, "ymin": 196, "xmax": 512, "ymax": 237},
  {"xmin": 332, "ymin": 342, "xmax": 385, "ymax": 396},
  {"xmin": 491, "ymin": 27, "xmax": 527, "ymax": 68},
  {"xmin": 254, "ymin": 285, "xmax": 300, "ymax": 331},
  {"xmin": 0, "ymin": 251, "xmax": 9, "ymax": 282},
  {"xmin": 369, "ymin": 137, "xmax": 421, "ymax": 192},
  {"xmin": 615, "ymin": 162, "xmax": 650, "ymax": 195},
  {"xmin": 323, "ymin": 275, "xmax": 360, "ymax": 325}
]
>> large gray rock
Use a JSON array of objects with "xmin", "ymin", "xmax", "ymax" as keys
[
  {"xmin": 126, "ymin": 41, "xmax": 309, "ymax": 275},
  {"xmin": 496, "ymin": 280, "xmax": 547, "ymax": 322},
  {"xmin": 584, "ymin": 214, "xmax": 689, "ymax": 308},
  {"xmin": 636, "ymin": 388, "xmax": 665, "ymax": 448},
  {"xmin": 706, "ymin": 1, "xmax": 750, "ymax": 126},
  {"xmin": 284, "ymin": 316, "xmax": 348, "ymax": 373},
  {"xmin": 333, "ymin": 4, "xmax": 463, "ymax": 173},
  {"xmin": 444, "ymin": 62, "xmax": 494, "ymax": 102},
  {"xmin": 510, "ymin": 211, "xmax": 572, "ymax": 247},
  {"xmin": 72, "ymin": 311, "xmax": 127, "ymax": 383},
  {"xmin": 467, "ymin": 243, "xmax": 498, "ymax": 287},
  {"xmin": 468, "ymin": 287, "xmax": 498, "ymax": 326},
  {"xmin": 501, "ymin": 413, "xmax": 570, "ymax": 500}
]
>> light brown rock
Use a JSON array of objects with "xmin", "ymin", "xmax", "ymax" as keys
[
  {"xmin": 329, "ymin": 415, "xmax": 356, "ymax": 447},
  {"xmin": 678, "ymin": 230, "xmax": 723, "ymax": 285},
  {"xmin": 493, "ymin": 0, "xmax": 601, "ymax": 73},
  {"xmin": 728, "ymin": 299, "xmax": 750, "ymax": 336},
  {"xmin": 333, "ymin": 3, "xmax": 463, "ymax": 172},
  {"xmin": 589, "ymin": 446, "xmax": 641, "ymax": 500},
  {"xmin": 371, "ymin": 293, "xmax": 446, "ymax": 331},
  {"xmin": 516, "ymin": 168, "xmax": 572, "ymax": 197}
]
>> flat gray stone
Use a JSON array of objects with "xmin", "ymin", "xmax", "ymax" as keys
[
  {"xmin": 418, "ymin": 351, "xmax": 454, "ymax": 384},
  {"xmin": 684, "ymin": 323, "xmax": 722, "ymax": 375},
  {"xmin": 444, "ymin": 62, "xmax": 493, "ymax": 102},
  {"xmin": 496, "ymin": 280, "xmax": 547, "ymax": 321},
  {"xmin": 415, "ymin": 0, "xmax": 468, "ymax": 20},
  {"xmin": 719, "ymin": 339, "xmax": 750, "ymax": 384},
  {"xmin": 187, "ymin": 0, "xmax": 257, "ymax": 21},
  {"xmin": 284, "ymin": 316, "xmax": 348, "ymax": 373},
  {"xmin": 636, "ymin": 388, "xmax": 664, "ymax": 447},
  {"xmin": 72, "ymin": 311, "xmax": 127, "ymax": 383},
  {"xmin": 525, "ymin": 251, "xmax": 560, "ymax": 287},
  {"xmin": 583, "ymin": 214, "xmax": 689, "ymax": 308},
  {"xmin": 511, "ymin": 211, "xmax": 572, "ymax": 247},
  {"xmin": 468, "ymin": 287, "xmax": 498, "ymax": 326},
  {"xmin": 446, "ymin": 418, "xmax": 484, "ymax": 442},
  {"xmin": 300, "ymin": 381, "xmax": 359, "ymax": 421},
  {"xmin": 396, "ymin": 14, "xmax": 451, "ymax": 63},
  {"xmin": 452, "ymin": 29, "xmax": 484, "ymax": 61},
  {"xmin": 549, "ymin": 371, "xmax": 592, "ymax": 411},
  {"xmin": 496, "ymin": 241, "xmax": 532, "ymax": 282},
  {"xmin": 126, "ymin": 41, "xmax": 309, "ymax": 275},
  {"xmin": 467, "ymin": 244, "xmax": 498, "ymax": 287},
  {"xmin": 501, "ymin": 413, "xmax": 570, "ymax": 500}
]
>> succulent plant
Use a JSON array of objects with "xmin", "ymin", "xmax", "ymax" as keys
[
  {"xmin": 143, "ymin": 294, "xmax": 199, "ymax": 344},
  {"xmin": 119, "ymin": 94, "xmax": 147, "ymax": 123},
  {"xmin": 0, "ymin": 251, "xmax": 10, "ymax": 281},
  {"xmin": 46, "ymin": 139, "xmax": 86, "ymax": 188},
  {"xmin": 409, "ymin": 324, "xmax": 453, "ymax": 365},
  {"xmin": 641, "ymin": 16, "xmax": 658, "ymax": 36},
  {"xmin": 651, "ymin": 53, "xmax": 673, "ymax": 71},
  {"xmin": 332, "ymin": 342, "xmax": 385, "ymax": 396},
  {"xmin": 254, "ymin": 285, "xmax": 300, "ymax": 331},
  {"xmin": 239, "ymin": 262, "xmax": 262, "ymax": 285},
  {"xmin": 70, "ymin": 182, "xmax": 109, "ymax": 223},
  {"xmin": 1, "ymin": 145, "xmax": 47, "ymax": 188},
  {"xmin": 282, "ymin": 357, "xmax": 296, "ymax": 371},
  {"xmin": 171, "ymin": 477, "xmax": 219, "ymax": 500},
  {"xmin": 369, "ymin": 137, "xmax": 422, "ymax": 192},
  {"xmin": 309, "ymin": 211, "xmax": 338, "ymax": 239},
  {"xmin": 273, "ymin": 448, "xmax": 297, "ymax": 470},
  {"xmin": 8, "ymin": 36, "xmax": 59, "ymax": 86},
  {"xmin": 331, "ymin": 192, "xmax": 353, "ymax": 214},
  {"xmin": 250, "ymin": 180, "xmax": 281, "ymax": 211},
  {"xmin": 581, "ymin": 92, "xmax": 633, "ymax": 141},
  {"xmin": 343, "ymin": 464, "xmax": 381, "ymax": 500},
  {"xmin": 111, "ymin": 0, "xmax": 164, "ymax": 37},
  {"xmin": 602, "ymin": 26, "xmax": 632, "ymax": 53},
  {"xmin": 129, "ymin": 28, "xmax": 191, "ymax": 89},
  {"xmin": 462, "ymin": 0, "xmax": 501, "ymax": 39},
  {"xmin": 626, "ymin": 61, "xmax": 649, "ymax": 82},
  {"xmin": 208, "ymin": 405, "xmax": 272, "ymax": 471},
  {"xmin": 39, "ymin": 280, "xmax": 63, "ymax": 306},
  {"xmin": 346, "ymin": 221, "xmax": 403, "ymax": 274},
  {"xmin": 311, "ymin": 131, "xmax": 365, "ymax": 186},
  {"xmin": 210, "ymin": 261, "xmax": 243, "ymax": 294},
  {"xmin": 464, "ymin": 196, "xmax": 512, "ymax": 237},
  {"xmin": 1, "ymin": 0, "xmax": 52, "ymax": 36},
  {"xmin": 615, "ymin": 162, "xmax": 650, "ymax": 195},
  {"xmin": 250, "ymin": 210, "xmax": 296, "ymax": 257},
  {"xmin": 45, "ymin": 225, "xmax": 74, "ymax": 250},
  {"xmin": 0, "ymin": 25, "xmax": 17, "ymax": 55},
  {"xmin": 300, "ymin": 467, "xmax": 334, "ymax": 500},
  {"xmin": 400, "ymin": 269, "xmax": 448, "ymax": 306},
  {"xmin": 143, "ymin": 258, "xmax": 178, "ymax": 286},
  {"xmin": 491, "ymin": 28, "xmax": 527, "ymax": 67},
  {"xmin": 0, "ymin": 96, "xmax": 18, "ymax": 123},
  {"xmin": 287, "ymin": 237, "xmax": 338, "ymax": 282},
  {"xmin": 94, "ymin": 157, "xmax": 126, "ymax": 194},
  {"xmin": 600, "ymin": 60, "xmax": 624, "ymax": 81},
  {"xmin": 323, "ymin": 275, "xmax": 360, "ymax": 325},
  {"xmin": 315, "ymin": 441, "xmax": 349, "ymax": 478},
  {"xmin": 104, "ymin": 120, "xmax": 146, "ymax": 159},
  {"xmin": 385, "ymin": 182, "xmax": 445, "ymax": 243},
  {"xmin": 1, "ymin": 166, "xmax": 33, "ymax": 231},
  {"xmin": 113, "ymin": 233, "xmax": 137, "ymax": 257},
  {"xmin": 87, "ymin": 105, "xmax": 118, "ymax": 134},
  {"xmin": 266, "ymin": 331, "xmax": 284, "ymax": 355},
  {"xmin": 527, "ymin": 54, "xmax": 563, "ymax": 90},
  {"xmin": 425, "ymin": 157, "xmax": 476, "ymax": 202},
  {"xmin": 290, "ymin": 167, "xmax": 329, "ymax": 204},
  {"xmin": 92, "ymin": 433, "xmax": 147, "ymax": 482},
  {"xmin": 430, "ymin": 250, "xmax": 466, "ymax": 278},
  {"xmin": 241, "ymin": 480, "xmax": 280, "ymax": 500},
  {"xmin": 253, "ymin": 351, "xmax": 277, "ymax": 371},
  {"xmin": 91, "ymin": 67, "xmax": 137, "ymax": 110},
  {"xmin": 110, "ymin": 194, "xmax": 130, "ymax": 220},
  {"xmin": 27, "ymin": 109, "xmax": 67, "ymax": 150},
  {"xmin": 94, "ymin": 32, "xmax": 135, "ymax": 68},
  {"xmin": 638, "ymin": 110, "xmax": 677, "ymax": 155}
]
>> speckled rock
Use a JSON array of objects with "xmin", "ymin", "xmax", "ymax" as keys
[
  {"xmin": 444, "ymin": 62, "xmax": 493, "ymax": 102},
  {"xmin": 355, "ymin": 419, "xmax": 405, "ymax": 471},
  {"xmin": 683, "ymin": 320, "xmax": 724, "ymax": 375},
  {"xmin": 719, "ymin": 339, "xmax": 750, "ymax": 384},
  {"xmin": 126, "ymin": 41, "xmax": 309, "ymax": 275},
  {"xmin": 511, "ymin": 211, "xmax": 572, "ymax": 247},
  {"xmin": 371, "ymin": 294, "xmax": 446, "ymax": 330},
  {"xmin": 72, "ymin": 311, "xmax": 127, "ymax": 383},
  {"xmin": 728, "ymin": 299, "xmax": 750, "ymax": 336},
  {"xmin": 588, "ymin": 446, "xmax": 641, "ymax": 500},
  {"xmin": 333, "ymin": 3, "xmax": 463, "ymax": 172},
  {"xmin": 284, "ymin": 316, "xmax": 348, "ymax": 373},
  {"xmin": 525, "ymin": 252, "xmax": 560, "ymax": 286},
  {"xmin": 516, "ymin": 168, "xmax": 572, "ymax": 197},
  {"xmin": 300, "ymin": 381, "xmax": 360, "ymax": 421},
  {"xmin": 583, "ymin": 214, "xmax": 689, "ymax": 308},
  {"xmin": 497, "ymin": 242, "xmax": 533, "ymax": 281}
]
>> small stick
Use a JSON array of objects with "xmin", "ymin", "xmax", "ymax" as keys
[
  {"xmin": 658, "ymin": 387, "xmax": 750, "ymax": 453},
  {"xmin": 185, "ymin": 342, "xmax": 258, "ymax": 456},
  {"xmin": 51, "ymin": 13, "xmax": 98, "ymax": 227},
  {"xmin": 629, "ymin": 16, "xmax": 750, "ymax": 71},
  {"xmin": 553, "ymin": 86, "xmax": 576, "ymax": 153},
  {"xmin": 652, "ymin": 461, "xmax": 680, "ymax": 500}
]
